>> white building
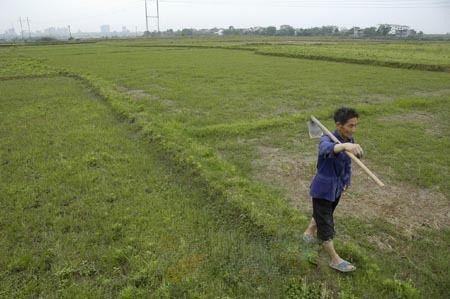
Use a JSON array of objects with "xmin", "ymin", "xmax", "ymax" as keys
[{"xmin": 100, "ymin": 25, "xmax": 110, "ymax": 36}]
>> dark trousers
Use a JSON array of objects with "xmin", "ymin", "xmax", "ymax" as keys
[{"xmin": 312, "ymin": 196, "xmax": 341, "ymax": 242}]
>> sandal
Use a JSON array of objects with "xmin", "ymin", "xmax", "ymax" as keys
[{"xmin": 329, "ymin": 260, "xmax": 356, "ymax": 273}]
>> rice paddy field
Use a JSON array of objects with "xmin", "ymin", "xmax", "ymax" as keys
[{"xmin": 1, "ymin": 37, "xmax": 449, "ymax": 297}]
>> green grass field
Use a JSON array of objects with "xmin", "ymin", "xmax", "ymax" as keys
[
  {"xmin": 1, "ymin": 38, "xmax": 449, "ymax": 297},
  {"xmin": 0, "ymin": 77, "xmax": 296, "ymax": 297}
]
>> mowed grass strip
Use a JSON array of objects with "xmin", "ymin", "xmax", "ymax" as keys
[{"xmin": 0, "ymin": 77, "xmax": 294, "ymax": 297}]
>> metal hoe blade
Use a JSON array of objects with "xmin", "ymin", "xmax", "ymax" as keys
[{"xmin": 307, "ymin": 120, "xmax": 323, "ymax": 139}]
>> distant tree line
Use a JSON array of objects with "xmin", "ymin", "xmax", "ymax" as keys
[{"xmin": 157, "ymin": 24, "xmax": 425, "ymax": 38}]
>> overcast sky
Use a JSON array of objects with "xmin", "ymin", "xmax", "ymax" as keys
[{"xmin": 1, "ymin": 0, "xmax": 449, "ymax": 34}]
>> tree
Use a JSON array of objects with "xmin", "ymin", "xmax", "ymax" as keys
[
  {"xmin": 181, "ymin": 28, "xmax": 194, "ymax": 36},
  {"xmin": 266, "ymin": 26, "xmax": 277, "ymax": 36},
  {"xmin": 408, "ymin": 29, "xmax": 417, "ymax": 36},
  {"xmin": 363, "ymin": 27, "xmax": 377, "ymax": 36},
  {"xmin": 278, "ymin": 25, "xmax": 295, "ymax": 36},
  {"xmin": 223, "ymin": 26, "xmax": 238, "ymax": 35},
  {"xmin": 377, "ymin": 24, "xmax": 391, "ymax": 36},
  {"xmin": 321, "ymin": 26, "xmax": 338, "ymax": 35}
]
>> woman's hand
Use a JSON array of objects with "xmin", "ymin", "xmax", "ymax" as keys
[{"xmin": 334, "ymin": 143, "xmax": 363, "ymax": 158}]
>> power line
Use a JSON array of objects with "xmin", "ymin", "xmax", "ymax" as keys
[
  {"xmin": 159, "ymin": 0, "xmax": 450, "ymax": 8},
  {"xmin": 159, "ymin": 0, "xmax": 449, "ymax": 3}
]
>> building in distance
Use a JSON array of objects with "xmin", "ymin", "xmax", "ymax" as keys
[{"xmin": 100, "ymin": 25, "xmax": 110, "ymax": 36}]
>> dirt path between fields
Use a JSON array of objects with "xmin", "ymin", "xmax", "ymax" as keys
[{"xmin": 252, "ymin": 145, "xmax": 450, "ymax": 237}]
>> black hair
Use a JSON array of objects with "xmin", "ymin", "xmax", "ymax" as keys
[{"xmin": 333, "ymin": 107, "xmax": 359, "ymax": 124}]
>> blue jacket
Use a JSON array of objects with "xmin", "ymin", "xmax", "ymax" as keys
[{"xmin": 309, "ymin": 130, "xmax": 353, "ymax": 202}]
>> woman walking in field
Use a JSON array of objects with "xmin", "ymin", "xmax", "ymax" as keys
[{"xmin": 303, "ymin": 107, "xmax": 363, "ymax": 272}]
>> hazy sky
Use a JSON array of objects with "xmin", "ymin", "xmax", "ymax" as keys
[{"xmin": 1, "ymin": 0, "xmax": 449, "ymax": 34}]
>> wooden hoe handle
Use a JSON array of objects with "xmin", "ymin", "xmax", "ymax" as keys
[{"xmin": 310, "ymin": 115, "xmax": 385, "ymax": 187}]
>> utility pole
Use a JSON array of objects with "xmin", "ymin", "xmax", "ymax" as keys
[
  {"xmin": 26, "ymin": 17, "xmax": 31, "ymax": 39},
  {"xmin": 19, "ymin": 17, "xmax": 24, "ymax": 40},
  {"xmin": 68, "ymin": 25, "xmax": 72, "ymax": 39},
  {"xmin": 144, "ymin": 0, "xmax": 149, "ymax": 34},
  {"xmin": 156, "ymin": 0, "xmax": 160, "ymax": 33},
  {"xmin": 144, "ymin": 0, "xmax": 160, "ymax": 35}
]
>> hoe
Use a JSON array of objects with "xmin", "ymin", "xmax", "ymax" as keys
[{"xmin": 308, "ymin": 115, "xmax": 384, "ymax": 187}]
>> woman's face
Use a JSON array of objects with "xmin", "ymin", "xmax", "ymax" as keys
[{"xmin": 337, "ymin": 117, "xmax": 358, "ymax": 140}]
